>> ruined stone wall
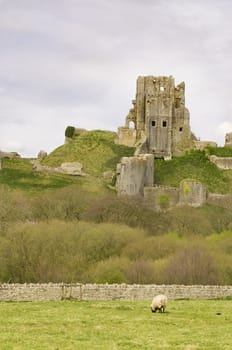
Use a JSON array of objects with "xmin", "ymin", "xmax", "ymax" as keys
[
  {"xmin": 210, "ymin": 155, "xmax": 232, "ymax": 169},
  {"xmin": 225, "ymin": 132, "xmax": 232, "ymax": 147},
  {"xmin": 0, "ymin": 151, "xmax": 20, "ymax": 159},
  {"xmin": 207, "ymin": 193, "xmax": 232, "ymax": 210},
  {"xmin": 179, "ymin": 179, "xmax": 208, "ymax": 207},
  {"xmin": 116, "ymin": 154, "xmax": 154, "ymax": 196},
  {"xmin": 144, "ymin": 185, "xmax": 179, "ymax": 211},
  {"xmin": 117, "ymin": 127, "xmax": 137, "ymax": 147},
  {"xmin": 0, "ymin": 284, "xmax": 231, "ymax": 301},
  {"xmin": 33, "ymin": 160, "xmax": 86, "ymax": 176},
  {"xmin": 117, "ymin": 75, "xmax": 192, "ymax": 159},
  {"xmin": 194, "ymin": 141, "xmax": 217, "ymax": 151}
]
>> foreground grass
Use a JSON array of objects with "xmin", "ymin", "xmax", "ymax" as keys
[{"xmin": 0, "ymin": 300, "xmax": 231, "ymax": 349}]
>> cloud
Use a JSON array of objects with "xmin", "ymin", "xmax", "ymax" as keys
[
  {"xmin": 217, "ymin": 122, "xmax": 232, "ymax": 137},
  {"xmin": 0, "ymin": 0, "xmax": 232, "ymax": 156}
]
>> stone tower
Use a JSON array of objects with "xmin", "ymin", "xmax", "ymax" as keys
[{"xmin": 117, "ymin": 76, "xmax": 193, "ymax": 159}]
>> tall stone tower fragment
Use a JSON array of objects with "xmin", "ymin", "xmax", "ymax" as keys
[{"xmin": 117, "ymin": 76, "xmax": 193, "ymax": 159}]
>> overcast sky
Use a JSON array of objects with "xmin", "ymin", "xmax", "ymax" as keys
[{"xmin": 0, "ymin": 0, "xmax": 232, "ymax": 157}]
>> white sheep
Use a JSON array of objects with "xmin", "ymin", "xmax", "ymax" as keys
[{"xmin": 150, "ymin": 294, "xmax": 168, "ymax": 313}]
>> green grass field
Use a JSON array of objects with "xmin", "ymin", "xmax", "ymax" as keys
[{"xmin": 0, "ymin": 300, "xmax": 231, "ymax": 349}]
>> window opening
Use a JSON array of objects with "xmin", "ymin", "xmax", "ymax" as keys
[
  {"xmin": 151, "ymin": 120, "xmax": 156, "ymax": 127},
  {"xmin": 179, "ymin": 127, "xmax": 183, "ymax": 132},
  {"xmin": 129, "ymin": 121, "xmax": 135, "ymax": 129},
  {"xmin": 162, "ymin": 121, "xmax": 167, "ymax": 127}
]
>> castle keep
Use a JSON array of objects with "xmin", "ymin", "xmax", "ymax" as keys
[
  {"xmin": 116, "ymin": 75, "xmax": 232, "ymax": 209},
  {"xmin": 117, "ymin": 76, "xmax": 193, "ymax": 159}
]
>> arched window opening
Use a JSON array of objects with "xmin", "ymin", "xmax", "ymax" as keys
[{"xmin": 129, "ymin": 121, "xmax": 135, "ymax": 129}]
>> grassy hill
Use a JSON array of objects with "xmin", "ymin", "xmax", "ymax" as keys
[
  {"xmin": 1, "ymin": 132, "xmax": 232, "ymax": 285},
  {"xmin": 1, "ymin": 131, "xmax": 232, "ymax": 194},
  {"xmin": 154, "ymin": 150, "xmax": 232, "ymax": 194},
  {"xmin": 0, "ymin": 130, "xmax": 135, "ymax": 193},
  {"xmin": 42, "ymin": 130, "xmax": 135, "ymax": 176}
]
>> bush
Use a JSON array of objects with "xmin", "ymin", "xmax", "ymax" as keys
[
  {"xmin": 125, "ymin": 259, "xmax": 155, "ymax": 284},
  {"xmin": 85, "ymin": 257, "xmax": 129, "ymax": 283},
  {"xmin": 65, "ymin": 126, "xmax": 75, "ymax": 138},
  {"xmin": 162, "ymin": 245, "xmax": 220, "ymax": 285},
  {"xmin": 158, "ymin": 194, "xmax": 170, "ymax": 209}
]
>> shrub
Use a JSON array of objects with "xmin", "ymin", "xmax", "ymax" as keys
[
  {"xmin": 158, "ymin": 194, "xmax": 170, "ymax": 209},
  {"xmin": 85, "ymin": 257, "xmax": 129, "ymax": 283},
  {"xmin": 65, "ymin": 126, "xmax": 75, "ymax": 138},
  {"xmin": 125, "ymin": 259, "xmax": 155, "ymax": 284},
  {"xmin": 162, "ymin": 245, "xmax": 220, "ymax": 285}
]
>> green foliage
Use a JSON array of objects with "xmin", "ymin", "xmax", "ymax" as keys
[
  {"xmin": 0, "ymin": 300, "xmax": 231, "ymax": 349},
  {"xmin": 183, "ymin": 184, "xmax": 190, "ymax": 195},
  {"xmin": 0, "ymin": 158, "xmax": 112, "ymax": 195},
  {"xmin": 0, "ymin": 218, "xmax": 232, "ymax": 284},
  {"xmin": 65, "ymin": 125, "xmax": 75, "ymax": 138},
  {"xmin": 83, "ymin": 195, "xmax": 232, "ymax": 236},
  {"xmin": 86, "ymin": 257, "xmax": 129, "ymax": 283},
  {"xmin": 0, "ymin": 185, "xmax": 32, "ymax": 231},
  {"xmin": 154, "ymin": 150, "xmax": 232, "ymax": 193},
  {"xmin": 158, "ymin": 194, "xmax": 169, "ymax": 209},
  {"xmin": 207, "ymin": 146, "xmax": 232, "ymax": 157},
  {"xmin": 1, "ymin": 134, "xmax": 232, "ymax": 286},
  {"xmin": 163, "ymin": 244, "xmax": 220, "ymax": 284},
  {"xmin": 82, "ymin": 195, "xmax": 175, "ymax": 234},
  {"xmin": 31, "ymin": 185, "xmax": 102, "ymax": 221},
  {"xmin": 0, "ymin": 159, "xmax": 80, "ymax": 192}
]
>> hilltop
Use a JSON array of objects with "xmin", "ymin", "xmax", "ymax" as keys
[{"xmin": 42, "ymin": 130, "xmax": 135, "ymax": 176}]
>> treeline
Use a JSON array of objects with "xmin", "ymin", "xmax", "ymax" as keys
[{"xmin": 0, "ymin": 184, "xmax": 232, "ymax": 284}]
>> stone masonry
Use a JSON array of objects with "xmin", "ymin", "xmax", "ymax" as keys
[
  {"xmin": 210, "ymin": 155, "xmax": 232, "ymax": 169},
  {"xmin": 0, "ymin": 284, "xmax": 232, "ymax": 302},
  {"xmin": 117, "ymin": 76, "xmax": 194, "ymax": 159},
  {"xmin": 116, "ymin": 154, "xmax": 154, "ymax": 196},
  {"xmin": 225, "ymin": 132, "xmax": 232, "ymax": 147}
]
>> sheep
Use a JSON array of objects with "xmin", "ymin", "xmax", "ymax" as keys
[{"xmin": 150, "ymin": 294, "xmax": 168, "ymax": 313}]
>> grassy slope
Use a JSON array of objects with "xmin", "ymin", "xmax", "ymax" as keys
[
  {"xmin": 154, "ymin": 150, "xmax": 232, "ymax": 194},
  {"xmin": 42, "ymin": 130, "xmax": 135, "ymax": 176},
  {"xmin": 0, "ymin": 130, "xmax": 135, "ymax": 193},
  {"xmin": 0, "ymin": 158, "xmax": 78, "ymax": 192},
  {"xmin": 0, "ymin": 300, "xmax": 231, "ymax": 350},
  {"xmin": 1, "ymin": 132, "xmax": 232, "ymax": 195}
]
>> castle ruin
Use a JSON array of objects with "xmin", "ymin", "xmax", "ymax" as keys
[
  {"xmin": 116, "ymin": 75, "xmax": 232, "ymax": 210},
  {"xmin": 117, "ymin": 76, "xmax": 194, "ymax": 159}
]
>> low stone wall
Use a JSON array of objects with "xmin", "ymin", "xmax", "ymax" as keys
[
  {"xmin": 207, "ymin": 193, "xmax": 232, "ymax": 210},
  {"xmin": 210, "ymin": 155, "xmax": 232, "ymax": 169},
  {"xmin": 116, "ymin": 154, "xmax": 154, "ymax": 196},
  {"xmin": 144, "ymin": 186, "xmax": 179, "ymax": 211},
  {"xmin": 0, "ymin": 284, "xmax": 231, "ymax": 302}
]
